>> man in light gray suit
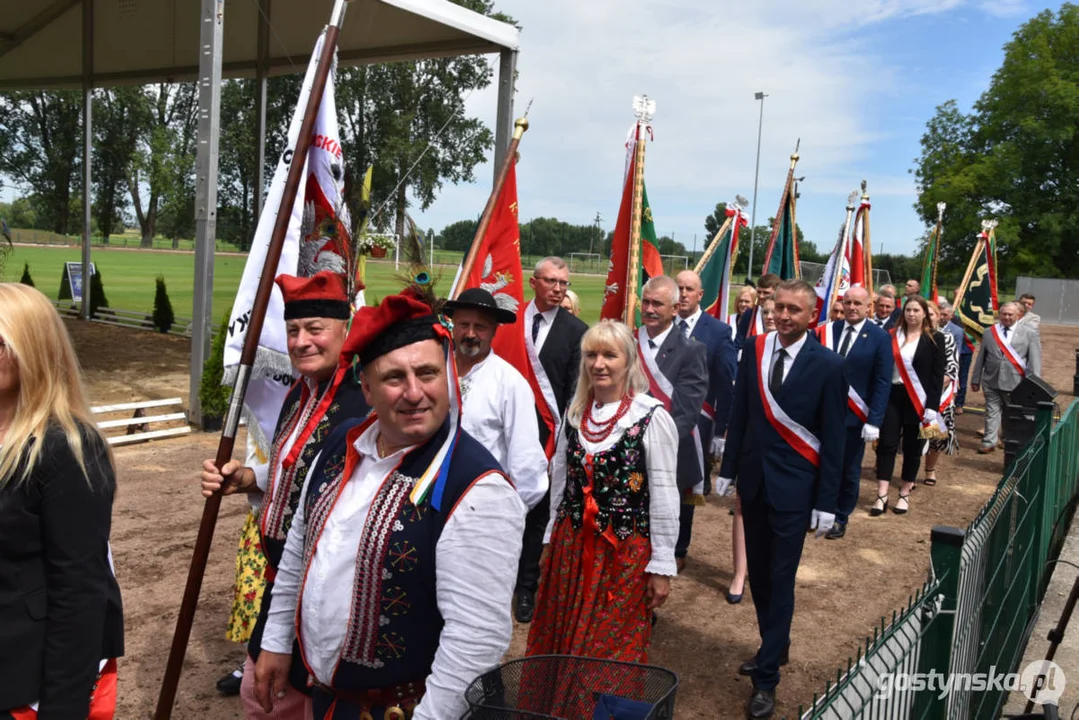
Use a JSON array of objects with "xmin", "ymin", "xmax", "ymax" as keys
[
  {"xmin": 971, "ymin": 302, "xmax": 1042, "ymax": 454},
  {"xmin": 637, "ymin": 276, "xmax": 709, "ymax": 570}
]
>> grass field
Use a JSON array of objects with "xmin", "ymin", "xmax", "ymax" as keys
[{"xmin": 3, "ymin": 245, "xmax": 611, "ymax": 325}]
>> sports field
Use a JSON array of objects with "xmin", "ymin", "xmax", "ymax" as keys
[{"xmin": 3, "ymin": 245, "xmax": 611, "ymax": 324}]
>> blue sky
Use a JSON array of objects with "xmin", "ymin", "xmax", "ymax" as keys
[{"xmin": 411, "ymin": 0, "xmax": 1055, "ymax": 260}]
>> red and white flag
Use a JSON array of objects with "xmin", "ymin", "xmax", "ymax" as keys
[{"xmin": 223, "ymin": 30, "xmax": 352, "ymax": 456}]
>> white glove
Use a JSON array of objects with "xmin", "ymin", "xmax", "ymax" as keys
[
  {"xmin": 714, "ymin": 476, "xmax": 734, "ymax": 496},
  {"xmin": 810, "ymin": 509, "xmax": 836, "ymax": 538},
  {"xmin": 711, "ymin": 436, "xmax": 726, "ymax": 456},
  {"xmin": 923, "ymin": 409, "xmax": 941, "ymax": 427},
  {"xmin": 861, "ymin": 424, "xmax": 880, "ymax": 442}
]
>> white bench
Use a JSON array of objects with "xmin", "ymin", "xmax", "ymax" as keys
[{"xmin": 91, "ymin": 397, "xmax": 191, "ymax": 446}]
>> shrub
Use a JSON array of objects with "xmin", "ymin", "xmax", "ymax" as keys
[
  {"xmin": 88, "ymin": 270, "xmax": 109, "ymax": 318},
  {"xmin": 152, "ymin": 276, "xmax": 175, "ymax": 333},
  {"xmin": 199, "ymin": 315, "xmax": 231, "ymax": 420},
  {"xmin": 20, "ymin": 263, "xmax": 34, "ymax": 287}
]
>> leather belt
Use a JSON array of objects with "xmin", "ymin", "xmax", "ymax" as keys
[{"xmin": 311, "ymin": 680, "xmax": 425, "ymax": 719}]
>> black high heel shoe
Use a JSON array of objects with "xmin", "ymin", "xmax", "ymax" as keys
[
  {"xmin": 893, "ymin": 493, "xmax": 911, "ymax": 515},
  {"xmin": 726, "ymin": 586, "xmax": 744, "ymax": 604},
  {"xmin": 870, "ymin": 494, "xmax": 889, "ymax": 517}
]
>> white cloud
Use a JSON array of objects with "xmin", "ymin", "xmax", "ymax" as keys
[{"xmin": 411, "ymin": 0, "xmax": 1011, "ymax": 257}]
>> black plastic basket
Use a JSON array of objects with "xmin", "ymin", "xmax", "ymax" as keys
[{"xmin": 463, "ymin": 655, "xmax": 678, "ymax": 720}]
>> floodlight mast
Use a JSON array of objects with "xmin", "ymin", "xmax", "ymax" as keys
[{"xmin": 747, "ymin": 91, "xmax": 767, "ymax": 281}]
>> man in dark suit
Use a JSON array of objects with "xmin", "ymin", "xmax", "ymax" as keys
[
  {"xmin": 870, "ymin": 288, "xmax": 896, "ymax": 330},
  {"xmin": 516, "ymin": 255, "xmax": 588, "ymax": 623},
  {"xmin": 717, "ymin": 279, "xmax": 847, "ymax": 719},
  {"xmin": 820, "ymin": 287, "xmax": 893, "ymax": 539},
  {"xmin": 673, "ymin": 269, "xmax": 737, "ymax": 568},
  {"xmin": 638, "ymin": 275, "xmax": 709, "ymax": 498},
  {"xmin": 735, "ymin": 273, "xmax": 781, "ymax": 353}
]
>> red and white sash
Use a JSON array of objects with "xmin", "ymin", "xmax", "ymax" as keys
[
  {"xmin": 524, "ymin": 303, "xmax": 562, "ymax": 429},
  {"xmin": 892, "ymin": 329, "xmax": 927, "ymax": 418},
  {"xmin": 755, "ymin": 333, "xmax": 821, "ymax": 467},
  {"xmin": 637, "ymin": 327, "xmax": 705, "ymax": 480},
  {"xmin": 816, "ymin": 323, "xmax": 835, "ymax": 351},
  {"xmin": 847, "ymin": 387, "xmax": 869, "ymax": 423},
  {"xmin": 747, "ymin": 307, "xmax": 765, "ymax": 337},
  {"xmin": 989, "ymin": 323, "xmax": 1027, "ymax": 377}
]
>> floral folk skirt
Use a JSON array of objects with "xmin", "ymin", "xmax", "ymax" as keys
[{"xmin": 225, "ymin": 510, "xmax": 268, "ymax": 643}]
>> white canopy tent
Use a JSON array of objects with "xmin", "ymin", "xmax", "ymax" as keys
[{"xmin": 0, "ymin": 0, "xmax": 519, "ymax": 422}]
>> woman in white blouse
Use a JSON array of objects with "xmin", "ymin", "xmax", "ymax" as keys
[{"xmin": 526, "ymin": 320, "xmax": 680, "ymax": 663}]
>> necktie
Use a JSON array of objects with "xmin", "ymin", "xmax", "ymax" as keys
[
  {"xmin": 648, "ymin": 339, "xmax": 657, "ymax": 350},
  {"xmin": 770, "ymin": 349, "xmax": 787, "ymax": 396},
  {"xmin": 679, "ymin": 319, "xmax": 689, "ymax": 339},
  {"xmin": 532, "ymin": 313, "xmax": 542, "ymax": 344},
  {"xmin": 1003, "ymin": 326, "xmax": 1009, "ymax": 338},
  {"xmin": 839, "ymin": 326, "xmax": 855, "ymax": 357}
]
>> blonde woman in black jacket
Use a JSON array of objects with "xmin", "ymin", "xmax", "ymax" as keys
[{"xmin": 0, "ymin": 283, "xmax": 123, "ymax": 719}]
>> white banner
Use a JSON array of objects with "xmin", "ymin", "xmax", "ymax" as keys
[{"xmin": 223, "ymin": 30, "xmax": 351, "ymax": 455}]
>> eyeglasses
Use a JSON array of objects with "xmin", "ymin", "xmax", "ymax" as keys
[{"xmin": 535, "ymin": 276, "xmax": 571, "ymax": 288}]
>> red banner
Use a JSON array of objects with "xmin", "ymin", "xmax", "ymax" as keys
[
  {"xmin": 461, "ymin": 163, "xmax": 557, "ymax": 457},
  {"xmin": 601, "ymin": 132, "xmax": 639, "ymax": 321}
]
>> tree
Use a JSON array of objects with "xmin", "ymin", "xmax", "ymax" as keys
[
  {"xmin": 93, "ymin": 88, "xmax": 143, "ymax": 244},
  {"xmin": 152, "ymin": 276, "xmax": 175, "ymax": 333},
  {"xmin": 0, "ymin": 91, "xmax": 83, "ymax": 233},
  {"xmin": 913, "ymin": 5, "xmax": 1079, "ymax": 283},
  {"xmin": 436, "ymin": 219, "xmax": 478, "ymax": 252},
  {"xmin": 704, "ymin": 202, "xmax": 730, "ymax": 239},
  {"xmin": 128, "ymin": 83, "xmax": 198, "ymax": 247}
]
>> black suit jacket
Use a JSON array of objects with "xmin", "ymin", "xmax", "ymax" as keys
[
  {"xmin": 534, "ymin": 304, "xmax": 588, "ymax": 449},
  {"xmin": 0, "ymin": 425, "xmax": 124, "ymax": 716},
  {"xmin": 892, "ymin": 329, "xmax": 947, "ymax": 423},
  {"xmin": 651, "ymin": 328, "xmax": 709, "ymax": 492}
]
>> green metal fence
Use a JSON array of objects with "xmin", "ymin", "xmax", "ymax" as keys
[{"xmin": 799, "ymin": 400, "xmax": 1079, "ymax": 719}]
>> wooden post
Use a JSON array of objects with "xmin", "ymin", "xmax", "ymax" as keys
[
  {"xmin": 623, "ymin": 122, "xmax": 649, "ymax": 324},
  {"xmin": 153, "ymin": 3, "xmax": 350, "ymax": 716},
  {"xmin": 862, "ymin": 189, "xmax": 874, "ymax": 297},
  {"xmin": 693, "ymin": 215, "xmax": 734, "ymax": 275}
]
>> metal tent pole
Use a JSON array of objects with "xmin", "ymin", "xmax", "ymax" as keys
[
  {"xmin": 254, "ymin": 0, "xmax": 270, "ymax": 220},
  {"xmin": 492, "ymin": 48, "xmax": 517, "ymax": 186},
  {"xmin": 188, "ymin": 0, "xmax": 224, "ymax": 425},
  {"xmin": 81, "ymin": 0, "xmax": 93, "ymax": 320}
]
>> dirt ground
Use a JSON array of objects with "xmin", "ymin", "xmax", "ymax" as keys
[{"xmin": 67, "ymin": 320, "xmax": 1077, "ymax": 720}]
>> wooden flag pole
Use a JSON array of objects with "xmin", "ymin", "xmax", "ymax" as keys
[
  {"xmin": 153, "ymin": 3, "xmax": 350, "ymax": 717},
  {"xmin": 762, "ymin": 140, "xmax": 800, "ymax": 274},
  {"xmin": 623, "ymin": 97, "xmax": 654, "ymax": 325},
  {"xmin": 693, "ymin": 214, "xmax": 734, "ymax": 275},
  {"xmin": 861, "ymin": 184, "xmax": 874, "ymax": 297},
  {"xmin": 454, "ymin": 118, "xmax": 529, "ymax": 300},
  {"xmin": 953, "ymin": 235, "xmax": 983, "ymax": 311}
]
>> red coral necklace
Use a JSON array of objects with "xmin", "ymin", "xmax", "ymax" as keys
[{"xmin": 581, "ymin": 393, "xmax": 633, "ymax": 443}]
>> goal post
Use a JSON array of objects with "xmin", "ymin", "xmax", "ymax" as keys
[
  {"xmin": 659, "ymin": 254, "xmax": 689, "ymax": 277},
  {"xmin": 568, "ymin": 252, "xmax": 604, "ymax": 275}
]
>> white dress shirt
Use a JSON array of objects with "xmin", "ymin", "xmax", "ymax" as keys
[
  {"xmin": 524, "ymin": 299, "xmax": 560, "ymax": 354},
  {"xmin": 262, "ymin": 420, "xmax": 526, "ymax": 720},
  {"xmin": 459, "ymin": 352, "xmax": 550, "ymax": 510},
  {"xmin": 892, "ymin": 331, "xmax": 920, "ymax": 384},
  {"xmin": 641, "ymin": 323, "xmax": 674, "ymax": 366},
  {"xmin": 836, "ymin": 318, "xmax": 868, "ymax": 356},
  {"xmin": 543, "ymin": 394, "xmax": 680, "ymax": 577},
  {"xmin": 770, "ymin": 331, "xmax": 808, "ymax": 384}
]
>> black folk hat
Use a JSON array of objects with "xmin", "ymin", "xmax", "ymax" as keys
[{"xmin": 442, "ymin": 287, "xmax": 517, "ymax": 325}]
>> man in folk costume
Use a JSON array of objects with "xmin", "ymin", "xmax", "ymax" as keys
[
  {"xmin": 637, "ymin": 276, "xmax": 709, "ymax": 571},
  {"xmin": 735, "ymin": 273, "xmax": 781, "ymax": 353},
  {"xmin": 200, "ymin": 270, "xmax": 371, "ymax": 718},
  {"xmin": 254, "ymin": 287, "xmax": 526, "ymax": 720},
  {"xmin": 971, "ymin": 301, "xmax": 1042, "ymax": 455},
  {"xmin": 716, "ymin": 279, "xmax": 846, "ymax": 720},
  {"xmin": 672, "ymin": 270, "xmax": 737, "ymax": 568},
  {"xmin": 442, "ymin": 287, "xmax": 549, "ymax": 510},
  {"xmin": 516, "ymin": 256, "xmax": 588, "ymax": 623},
  {"xmin": 817, "ymin": 287, "xmax": 893, "ymax": 540}
]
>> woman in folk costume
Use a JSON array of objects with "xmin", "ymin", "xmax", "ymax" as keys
[
  {"xmin": 872, "ymin": 295, "xmax": 946, "ymax": 516},
  {"xmin": 922, "ymin": 301, "xmax": 960, "ymax": 485},
  {"xmin": 0, "ymin": 283, "xmax": 123, "ymax": 720},
  {"xmin": 199, "ymin": 270, "xmax": 370, "ymax": 718},
  {"xmin": 527, "ymin": 320, "xmax": 680, "ymax": 662},
  {"xmin": 254, "ymin": 285, "xmax": 525, "ymax": 720}
]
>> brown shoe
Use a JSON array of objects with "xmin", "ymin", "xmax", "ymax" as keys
[{"xmin": 977, "ymin": 445, "xmax": 995, "ymax": 455}]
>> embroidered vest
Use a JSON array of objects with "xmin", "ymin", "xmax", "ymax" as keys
[
  {"xmin": 262, "ymin": 372, "xmax": 371, "ymax": 571},
  {"xmin": 556, "ymin": 409, "xmax": 656, "ymax": 541},
  {"xmin": 300, "ymin": 420, "xmax": 505, "ymax": 690}
]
